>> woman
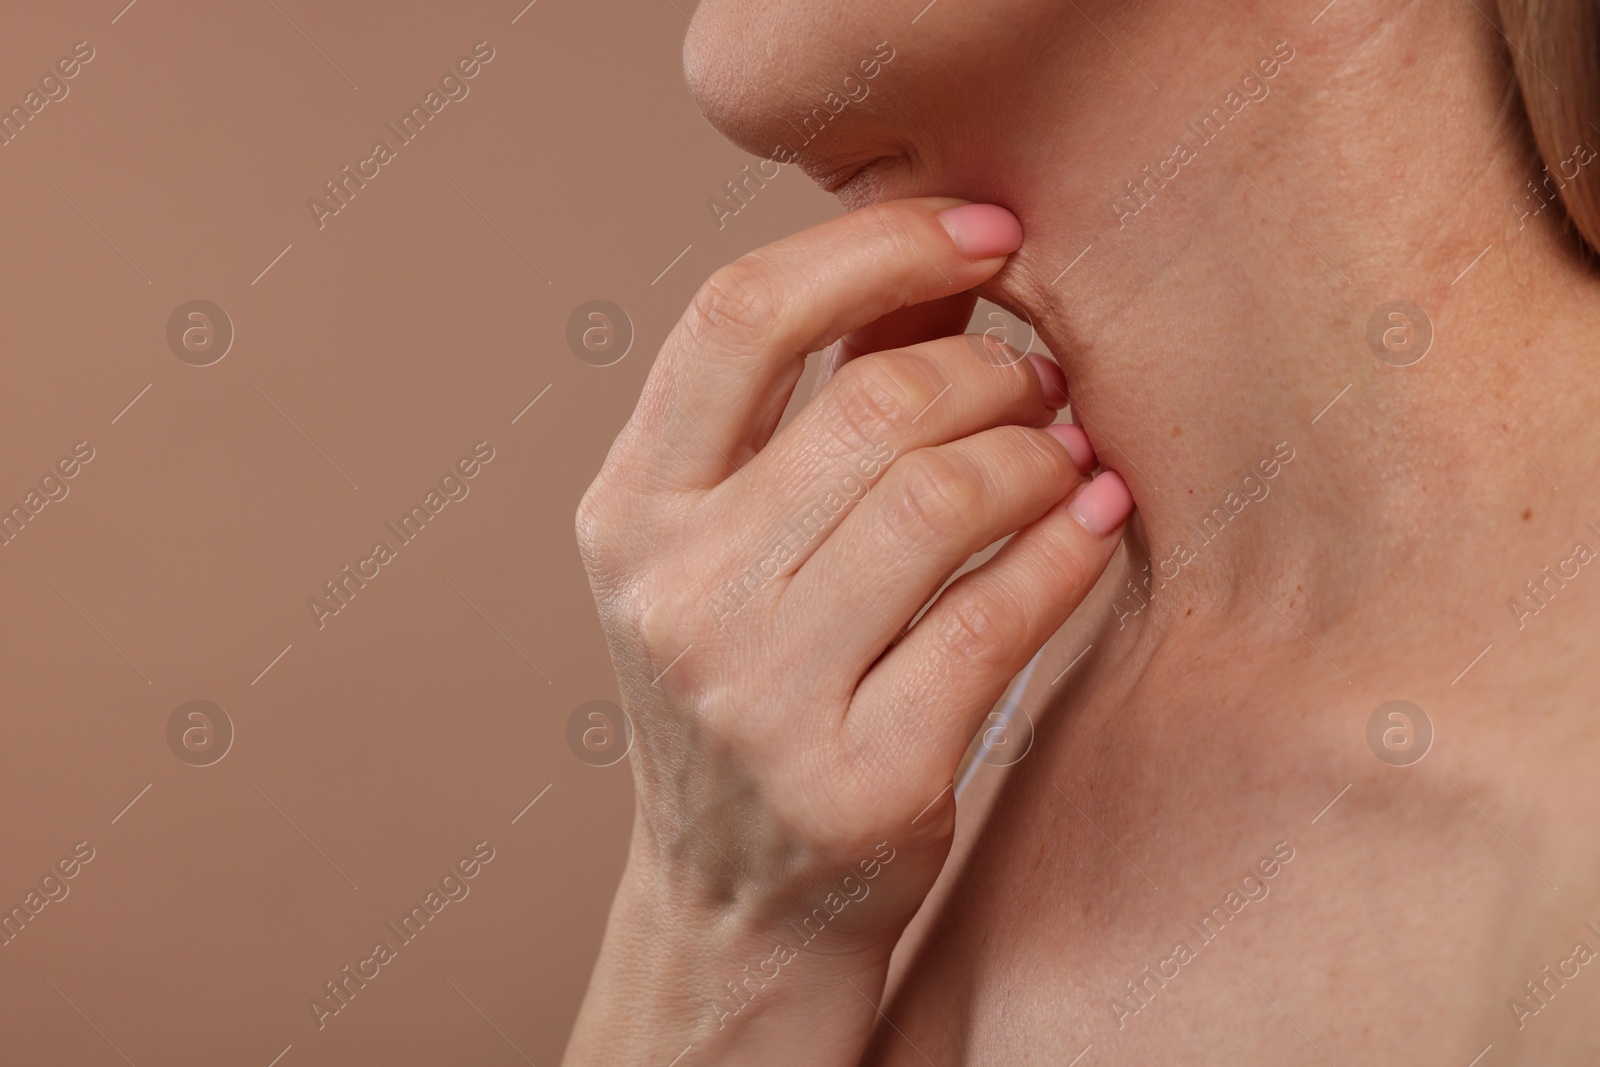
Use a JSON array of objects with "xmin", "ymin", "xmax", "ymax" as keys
[{"xmin": 566, "ymin": 0, "xmax": 1600, "ymax": 1061}]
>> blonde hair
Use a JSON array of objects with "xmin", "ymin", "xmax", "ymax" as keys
[{"xmin": 1497, "ymin": 0, "xmax": 1600, "ymax": 253}]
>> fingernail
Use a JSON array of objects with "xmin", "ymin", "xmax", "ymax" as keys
[
  {"xmin": 1026, "ymin": 353, "xmax": 1069, "ymax": 408},
  {"xmin": 1044, "ymin": 423, "xmax": 1096, "ymax": 475},
  {"xmin": 936, "ymin": 204, "xmax": 1023, "ymax": 259},
  {"xmin": 1067, "ymin": 470, "xmax": 1132, "ymax": 537}
]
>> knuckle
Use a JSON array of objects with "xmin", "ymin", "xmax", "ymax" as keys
[
  {"xmin": 1038, "ymin": 525, "xmax": 1094, "ymax": 592},
  {"xmin": 574, "ymin": 463, "xmax": 627, "ymax": 569},
  {"xmin": 1015, "ymin": 426, "xmax": 1078, "ymax": 482},
  {"xmin": 828, "ymin": 352, "xmax": 940, "ymax": 447},
  {"xmin": 633, "ymin": 574, "xmax": 701, "ymax": 669},
  {"xmin": 989, "ymin": 338, "xmax": 1039, "ymax": 390},
  {"xmin": 884, "ymin": 449, "xmax": 984, "ymax": 548},
  {"xmin": 938, "ymin": 583, "xmax": 1024, "ymax": 668},
  {"xmin": 687, "ymin": 258, "xmax": 782, "ymax": 351},
  {"xmin": 574, "ymin": 462, "xmax": 658, "ymax": 598},
  {"xmin": 574, "ymin": 485, "xmax": 607, "ymax": 562}
]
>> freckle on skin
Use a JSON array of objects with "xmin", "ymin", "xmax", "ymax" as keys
[{"xmin": 1523, "ymin": 507, "xmax": 1533, "ymax": 521}]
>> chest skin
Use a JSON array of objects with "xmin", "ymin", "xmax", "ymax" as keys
[{"xmin": 856, "ymin": 621, "xmax": 1600, "ymax": 1067}]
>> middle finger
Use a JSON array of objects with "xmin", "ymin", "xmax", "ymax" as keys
[{"xmin": 704, "ymin": 332, "xmax": 1067, "ymax": 582}]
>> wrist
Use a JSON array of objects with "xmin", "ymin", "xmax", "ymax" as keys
[{"xmin": 564, "ymin": 845, "xmax": 897, "ymax": 1065}]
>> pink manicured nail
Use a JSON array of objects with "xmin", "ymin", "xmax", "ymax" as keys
[
  {"xmin": 1026, "ymin": 353, "xmax": 1069, "ymax": 408},
  {"xmin": 1067, "ymin": 470, "xmax": 1132, "ymax": 537},
  {"xmin": 1044, "ymin": 423, "xmax": 1096, "ymax": 475},
  {"xmin": 936, "ymin": 204, "xmax": 1023, "ymax": 259}
]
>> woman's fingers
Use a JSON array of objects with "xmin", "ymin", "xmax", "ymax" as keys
[
  {"xmin": 625, "ymin": 199, "xmax": 1024, "ymax": 487},
  {"xmin": 846, "ymin": 470, "xmax": 1133, "ymax": 777},
  {"xmin": 814, "ymin": 297, "xmax": 1068, "ymax": 409},
  {"xmin": 701, "ymin": 332, "xmax": 1063, "ymax": 587},
  {"xmin": 811, "ymin": 291, "xmax": 980, "ymax": 396},
  {"xmin": 780, "ymin": 422, "xmax": 1097, "ymax": 677}
]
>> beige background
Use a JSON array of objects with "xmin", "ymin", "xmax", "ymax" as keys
[{"xmin": 0, "ymin": 1, "xmax": 871, "ymax": 1062}]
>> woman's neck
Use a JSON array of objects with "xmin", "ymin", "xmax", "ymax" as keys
[{"xmin": 954, "ymin": 0, "xmax": 1600, "ymax": 654}]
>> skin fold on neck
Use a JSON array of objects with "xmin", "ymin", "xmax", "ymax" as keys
[{"xmin": 833, "ymin": 2, "xmax": 1600, "ymax": 682}]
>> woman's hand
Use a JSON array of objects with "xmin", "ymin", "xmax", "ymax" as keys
[{"xmin": 564, "ymin": 198, "xmax": 1133, "ymax": 1065}]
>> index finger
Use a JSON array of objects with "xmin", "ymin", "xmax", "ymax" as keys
[
  {"xmin": 625, "ymin": 198, "xmax": 1024, "ymax": 488},
  {"xmin": 812, "ymin": 290, "xmax": 982, "ymax": 397}
]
